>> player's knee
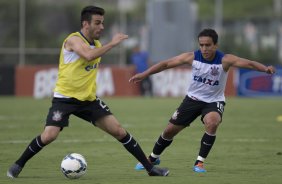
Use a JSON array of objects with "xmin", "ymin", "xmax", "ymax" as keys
[
  {"xmin": 41, "ymin": 128, "xmax": 60, "ymax": 144},
  {"xmin": 204, "ymin": 117, "xmax": 221, "ymax": 134},
  {"xmin": 162, "ymin": 123, "xmax": 184, "ymax": 139},
  {"xmin": 205, "ymin": 118, "xmax": 220, "ymax": 126},
  {"xmin": 113, "ymin": 127, "xmax": 127, "ymax": 140},
  {"xmin": 204, "ymin": 113, "xmax": 221, "ymax": 125},
  {"xmin": 41, "ymin": 134, "xmax": 57, "ymax": 144},
  {"xmin": 163, "ymin": 128, "xmax": 177, "ymax": 139}
]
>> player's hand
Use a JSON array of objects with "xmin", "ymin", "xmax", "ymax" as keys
[
  {"xmin": 265, "ymin": 65, "xmax": 276, "ymax": 74},
  {"xmin": 129, "ymin": 73, "xmax": 146, "ymax": 83},
  {"xmin": 110, "ymin": 33, "xmax": 128, "ymax": 46}
]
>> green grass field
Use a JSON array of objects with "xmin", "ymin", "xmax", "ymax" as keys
[{"xmin": 0, "ymin": 97, "xmax": 281, "ymax": 184}]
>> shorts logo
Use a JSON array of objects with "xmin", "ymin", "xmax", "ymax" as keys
[
  {"xmin": 171, "ymin": 110, "xmax": 179, "ymax": 120},
  {"xmin": 52, "ymin": 110, "xmax": 62, "ymax": 122}
]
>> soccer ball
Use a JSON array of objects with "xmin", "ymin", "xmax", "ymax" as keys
[{"xmin": 60, "ymin": 153, "xmax": 87, "ymax": 179}]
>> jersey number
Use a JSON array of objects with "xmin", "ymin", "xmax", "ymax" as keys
[
  {"xmin": 97, "ymin": 97, "xmax": 110, "ymax": 111},
  {"xmin": 216, "ymin": 102, "xmax": 224, "ymax": 113}
]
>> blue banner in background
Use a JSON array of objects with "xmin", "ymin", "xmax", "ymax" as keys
[{"xmin": 237, "ymin": 67, "xmax": 282, "ymax": 96}]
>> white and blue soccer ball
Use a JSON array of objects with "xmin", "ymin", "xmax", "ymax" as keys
[{"xmin": 61, "ymin": 153, "xmax": 87, "ymax": 179}]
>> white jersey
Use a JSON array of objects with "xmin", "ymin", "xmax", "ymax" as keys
[{"xmin": 187, "ymin": 50, "xmax": 228, "ymax": 103}]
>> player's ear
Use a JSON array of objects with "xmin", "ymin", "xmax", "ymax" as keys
[{"xmin": 82, "ymin": 20, "xmax": 89, "ymax": 28}]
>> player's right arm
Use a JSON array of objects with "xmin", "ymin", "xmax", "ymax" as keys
[
  {"xmin": 65, "ymin": 33, "xmax": 128, "ymax": 61},
  {"xmin": 129, "ymin": 52, "xmax": 194, "ymax": 83}
]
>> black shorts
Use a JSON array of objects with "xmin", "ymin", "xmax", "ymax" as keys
[
  {"xmin": 169, "ymin": 96, "xmax": 225, "ymax": 127},
  {"xmin": 46, "ymin": 97, "xmax": 112, "ymax": 127}
]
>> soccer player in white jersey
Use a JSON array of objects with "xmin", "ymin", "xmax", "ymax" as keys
[{"xmin": 129, "ymin": 28, "xmax": 276, "ymax": 173}]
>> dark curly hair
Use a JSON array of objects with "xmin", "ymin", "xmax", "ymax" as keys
[
  {"xmin": 198, "ymin": 28, "xmax": 218, "ymax": 44},
  {"xmin": 80, "ymin": 6, "xmax": 105, "ymax": 27}
]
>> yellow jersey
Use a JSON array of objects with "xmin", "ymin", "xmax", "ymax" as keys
[{"xmin": 54, "ymin": 32, "xmax": 102, "ymax": 101}]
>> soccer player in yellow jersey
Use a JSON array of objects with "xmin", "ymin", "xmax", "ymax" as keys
[{"xmin": 7, "ymin": 6, "xmax": 169, "ymax": 178}]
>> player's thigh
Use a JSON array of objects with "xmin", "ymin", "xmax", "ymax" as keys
[
  {"xmin": 74, "ymin": 97, "xmax": 112, "ymax": 124},
  {"xmin": 95, "ymin": 115, "xmax": 126, "ymax": 139},
  {"xmin": 201, "ymin": 101, "xmax": 225, "ymax": 133},
  {"xmin": 201, "ymin": 101, "xmax": 225, "ymax": 124},
  {"xmin": 72, "ymin": 98, "xmax": 125, "ymax": 139}
]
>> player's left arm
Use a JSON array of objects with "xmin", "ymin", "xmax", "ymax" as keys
[{"xmin": 222, "ymin": 54, "xmax": 276, "ymax": 74}]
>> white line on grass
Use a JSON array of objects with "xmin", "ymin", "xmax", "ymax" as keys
[{"xmin": 0, "ymin": 138, "xmax": 278, "ymax": 144}]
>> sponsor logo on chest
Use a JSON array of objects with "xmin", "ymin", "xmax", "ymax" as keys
[
  {"xmin": 193, "ymin": 66, "xmax": 220, "ymax": 86},
  {"xmin": 85, "ymin": 63, "xmax": 98, "ymax": 71}
]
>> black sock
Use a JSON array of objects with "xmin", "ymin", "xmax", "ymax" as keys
[
  {"xmin": 15, "ymin": 135, "xmax": 46, "ymax": 167},
  {"xmin": 119, "ymin": 132, "xmax": 153, "ymax": 172},
  {"xmin": 149, "ymin": 134, "xmax": 173, "ymax": 162},
  {"xmin": 195, "ymin": 132, "xmax": 216, "ymax": 165},
  {"xmin": 194, "ymin": 160, "xmax": 203, "ymax": 166}
]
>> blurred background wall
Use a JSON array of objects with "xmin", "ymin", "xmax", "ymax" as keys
[{"xmin": 0, "ymin": 0, "xmax": 281, "ymax": 97}]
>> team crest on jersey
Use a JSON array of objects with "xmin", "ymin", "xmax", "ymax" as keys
[
  {"xmin": 171, "ymin": 110, "xmax": 179, "ymax": 120},
  {"xmin": 210, "ymin": 66, "xmax": 219, "ymax": 76},
  {"xmin": 52, "ymin": 110, "xmax": 62, "ymax": 121}
]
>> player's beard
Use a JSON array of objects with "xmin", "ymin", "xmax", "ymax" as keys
[
  {"xmin": 93, "ymin": 32, "xmax": 100, "ymax": 40},
  {"xmin": 89, "ymin": 27, "xmax": 101, "ymax": 40}
]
